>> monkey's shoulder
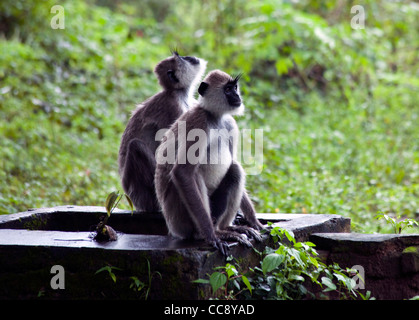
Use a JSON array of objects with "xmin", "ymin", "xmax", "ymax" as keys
[
  {"xmin": 131, "ymin": 91, "xmax": 185, "ymax": 125},
  {"xmin": 182, "ymin": 107, "xmax": 238, "ymax": 132},
  {"xmin": 175, "ymin": 107, "xmax": 211, "ymax": 131}
]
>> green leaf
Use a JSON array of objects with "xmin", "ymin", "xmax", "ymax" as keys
[
  {"xmin": 282, "ymin": 229, "xmax": 296, "ymax": 244},
  {"xmin": 95, "ymin": 266, "xmax": 111, "ymax": 275},
  {"xmin": 305, "ymin": 241, "xmax": 316, "ymax": 247},
  {"xmin": 105, "ymin": 191, "xmax": 120, "ymax": 217},
  {"xmin": 225, "ymin": 263, "xmax": 238, "ymax": 278},
  {"xmin": 309, "ymin": 256, "xmax": 319, "ymax": 268},
  {"xmin": 209, "ymin": 272, "xmax": 227, "ymax": 293},
  {"xmin": 321, "ymin": 277, "xmax": 336, "ymax": 292},
  {"xmin": 262, "ymin": 253, "xmax": 284, "ymax": 274},
  {"xmin": 192, "ymin": 279, "xmax": 210, "ymax": 284},
  {"xmin": 232, "ymin": 279, "xmax": 240, "ymax": 290},
  {"xmin": 333, "ymin": 272, "xmax": 347, "ymax": 283},
  {"xmin": 294, "ymin": 242, "xmax": 304, "ymax": 248},
  {"xmin": 124, "ymin": 193, "xmax": 134, "ymax": 214},
  {"xmin": 289, "ymin": 248, "xmax": 305, "ymax": 266},
  {"xmin": 288, "ymin": 274, "xmax": 305, "ymax": 282},
  {"xmin": 241, "ymin": 275, "xmax": 252, "ymax": 294},
  {"xmin": 294, "ymin": 242, "xmax": 309, "ymax": 250}
]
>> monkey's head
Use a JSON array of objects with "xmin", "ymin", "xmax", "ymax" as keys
[
  {"xmin": 197, "ymin": 70, "xmax": 244, "ymax": 116},
  {"xmin": 154, "ymin": 51, "xmax": 207, "ymax": 91}
]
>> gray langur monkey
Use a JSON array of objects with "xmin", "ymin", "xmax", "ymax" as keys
[
  {"xmin": 118, "ymin": 51, "xmax": 207, "ymax": 212},
  {"xmin": 155, "ymin": 70, "xmax": 264, "ymax": 255}
]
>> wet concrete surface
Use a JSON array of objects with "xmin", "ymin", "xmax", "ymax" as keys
[{"xmin": 0, "ymin": 206, "xmax": 351, "ymax": 299}]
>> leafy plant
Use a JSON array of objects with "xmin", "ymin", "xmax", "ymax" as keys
[
  {"xmin": 94, "ymin": 190, "xmax": 133, "ymax": 241},
  {"xmin": 1, "ymin": 0, "xmax": 418, "ymax": 236},
  {"xmin": 95, "ymin": 260, "xmax": 161, "ymax": 300},
  {"xmin": 95, "ymin": 265, "xmax": 123, "ymax": 283},
  {"xmin": 130, "ymin": 259, "xmax": 162, "ymax": 300},
  {"xmin": 194, "ymin": 261, "xmax": 253, "ymax": 299},
  {"xmin": 195, "ymin": 224, "xmax": 370, "ymax": 300},
  {"xmin": 375, "ymin": 214, "xmax": 419, "ymax": 234},
  {"xmin": 105, "ymin": 190, "xmax": 134, "ymax": 217}
]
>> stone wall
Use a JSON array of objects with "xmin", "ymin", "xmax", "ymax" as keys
[
  {"xmin": 310, "ymin": 233, "xmax": 419, "ymax": 300},
  {"xmin": 0, "ymin": 206, "xmax": 417, "ymax": 299}
]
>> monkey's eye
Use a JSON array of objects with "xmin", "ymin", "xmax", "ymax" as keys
[{"xmin": 225, "ymin": 85, "xmax": 236, "ymax": 94}]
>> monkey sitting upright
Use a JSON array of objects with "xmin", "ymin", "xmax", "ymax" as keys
[
  {"xmin": 118, "ymin": 51, "xmax": 207, "ymax": 212},
  {"xmin": 155, "ymin": 70, "xmax": 264, "ymax": 255}
]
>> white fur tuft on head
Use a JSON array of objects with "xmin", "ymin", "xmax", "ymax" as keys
[{"xmin": 198, "ymin": 70, "xmax": 245, "ymax": 116}]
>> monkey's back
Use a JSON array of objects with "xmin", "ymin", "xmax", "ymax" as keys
[{"xmin": 118, "ymin": 90, "xmax": 187, "ymax": 174}]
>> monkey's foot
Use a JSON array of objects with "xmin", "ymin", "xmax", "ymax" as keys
[
  {"xmin": 215, "ymin": 230, "xmax": 253, "ymax": 248},
  {"xmin": 226, "ymin": 225, "xmax": 263, "ymax": 242},
  {"xmin": 209, "ymin": 238, "xmax": 230, "ymax": 256},
  {"xmin": 250, "ymin": 219, "xmax": 265, "ymax": 231}
]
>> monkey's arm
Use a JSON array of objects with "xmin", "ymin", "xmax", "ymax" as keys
[{"xmin": 139, "ymin": 123, "xmax": 161, "ymax": 154}]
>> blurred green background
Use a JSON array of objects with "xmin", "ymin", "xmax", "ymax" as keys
[{"xmin": 0, "ymin": 0, "xmax": 418, "ymax": 233}]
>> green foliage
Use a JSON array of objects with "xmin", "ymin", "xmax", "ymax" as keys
[
  {"xmin": 195, "ymin": 224, "xmax": 371, "ymax": 300},
  {"xmin": 0, "ymin": 0, "xmax": 418, "ymax": 234},
  {"xmin": 94, "ymin": 190, "xmax": 133, "ymax": 241},
  {"xmin": 375, "ymin": 214, "xmax": 419, "ymax": 234},
  {"xmin": 95, "ymin": 260, "xmax": 161, "ymax": 300},
  {"xmin": 129, "ymin": 259, "xmax": 162, "ymax": 300},
  {"xmin": 95, "ymin": 265, "xmax": 122, "ymax": 283},
  {"xmin": 105, "ymin": 190, "xmax": 133, "ymax": 217}
]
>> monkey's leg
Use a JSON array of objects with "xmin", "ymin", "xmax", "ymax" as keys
[
  {"xmin": 172, "ymin": 166, "xmax": 223, "ymax": 237},
  {"xmin": 122, "ymin": 138, "xmax": 160, "ymax": 212},
  {"xmin": 210, "ymin": 162, "xmax": 243, "ymax": 224},
  {"xmin": 240, "ymin": 191, "xmax": 264, "ymax": 230},
  {"xmin": 213, "ymin": 162, "xmax": 263, "ymax": 242},
  {"xmin": 170, "ymin": 165, "xmax": 230, "ymax": 256},
  {"xmin": 214, "ymin": 162, "xmax": 246, "ymax": 229}
]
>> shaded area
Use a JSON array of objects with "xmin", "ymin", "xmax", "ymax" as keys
[{"xmin": 0, "ymin": 206, "xmax": 350, "ymax": 299}]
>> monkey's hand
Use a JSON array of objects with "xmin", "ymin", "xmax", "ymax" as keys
[
  {"xmin": 210, "ymin": 238, "xmax": 230, "ymax": 256},
  {"xmin": 216, "ymin": 230, "xmax": 253, "ymax": 248},
  {"xmin": 226, "ymin": 225, "xmax": 262, "ymax": 242}
]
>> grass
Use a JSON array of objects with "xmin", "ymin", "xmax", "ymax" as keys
[
  {"xmin": 0, "ymin": 0, "xmax": 418, "ymax": 235},
  {"xmin": 244, "ymin": 80, "xmax": 419, "ymax": 233}
]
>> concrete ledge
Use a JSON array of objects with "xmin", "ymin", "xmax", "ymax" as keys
[
  {"xmin": 0, "ymin": 206, "xmax": 350, "ymax": 299},
  {"xmin": 310, "ymin": 233, "xmax": 419, "ymax": 255},
  {"xmin": 310, "ymin": 233, "xmax": 419, "ymax": 300}
]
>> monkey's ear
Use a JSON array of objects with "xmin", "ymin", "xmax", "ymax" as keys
[
  {"xmin": 167, "ymin": 70, "xmax": 179, "ymax": 83},
  {"xmin": 198, "ymin": 82, "xmax": 209, "ymax": 96}
]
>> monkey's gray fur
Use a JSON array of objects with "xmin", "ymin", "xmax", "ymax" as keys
[
  {"xmin": 118, "ymin": 52, "xmax": 207, "ymax": 212},
  {"xmin": 155, "ymin": 70, "xmax": 263, "ymax": 255}
]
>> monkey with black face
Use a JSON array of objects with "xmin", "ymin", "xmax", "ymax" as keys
[
  {"xmin": 118, "ymin": 51, "xmax": 207, "ymax": 212},
  {"xmin": 155, "ymin": 70, "xmax": 264, "ymax": 255}
]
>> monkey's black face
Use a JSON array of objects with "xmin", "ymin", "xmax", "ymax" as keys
[
  {"xmin": 173, "ymin": 51, "xmax": 200, "ymax": 65},
  {"xmin": 224, "ymin": 81, "xmax": 241, "ymax": 108},
  {"xmin": 181, "ymin": 56, "xmax": 200, "ymax": 65}
]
